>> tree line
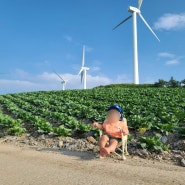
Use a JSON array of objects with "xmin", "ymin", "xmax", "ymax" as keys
[
  {"xmin": 154, "ymin": 77, "xmax": 185, "ymax": 88},
  {"xmin": 95, "ymin": 76, "xmax": 185, "ymax": 88}
]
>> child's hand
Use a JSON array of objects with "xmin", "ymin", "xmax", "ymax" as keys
[
  {"xmin": 92, "ymin": 122, "xmax": 99, "ymax": 128},
  {"xmin": 118, "ymin": 126, "xmax": 128, "ymax": 135}
]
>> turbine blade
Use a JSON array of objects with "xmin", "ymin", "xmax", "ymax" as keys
[
  {"xmin": 82, "ymin": 45, "xmax": 85, "ymax": 67},
  {"xmin": 138, "ymin": 0, "xmax": 143, "ymax": 9},
  {"xmin": 81, "ymin": 70, "xmax": 84, "ymax": 83},
  {"xmin": 54, "ymin": 71, "xmax": 65, "ymax": 81},
  {"xmin": 113, "ymin": 15, "xmax": 132, "ymax": 30},
  {"xmin": 78, "ymin": 68, "xmax": 83, "ymax": 75},
  {"xmin": 138, "ymin": 13, "xmax": 160, "ymax": 42}
]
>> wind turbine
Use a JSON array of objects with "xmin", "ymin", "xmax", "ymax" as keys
[
  {"xmin": 54, "ymin": 71, "xmax": 66, "ymax": 90},
  {"xmin": 113, "ymin": 0, "xmax": 160, "ymax": 84},
  {"xmin": 78, "ymin": 45, "xmax": 90, "ymax": 89}
]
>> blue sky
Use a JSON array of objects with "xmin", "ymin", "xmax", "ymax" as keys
[{"xmin": 0, "ymin": 0, "xmax": 185, "ymax": 94}]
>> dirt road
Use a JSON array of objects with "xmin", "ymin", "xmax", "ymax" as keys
[{"xmin": 0, "ymin": 143, "xmax": 184, "ymax": 185}]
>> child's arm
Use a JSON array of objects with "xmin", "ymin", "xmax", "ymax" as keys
[{"xmin": 92, "ymin": 122, "xmax": 103, "ymax": 130}]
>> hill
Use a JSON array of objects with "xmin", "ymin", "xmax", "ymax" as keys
[
  {"xmin": 95, "ymin": 83, "xmax": 155, "ymax": 88},
  {"xmin": 0, "ymin": 88, "xmax": 185, "ymax": 166}
]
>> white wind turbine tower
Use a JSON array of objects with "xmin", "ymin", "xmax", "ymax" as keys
[
  {"xmin": 113, "ymin": 0, "xmax": 160, "ymax": 84},
  {"xmin": 78, "ymin": 45, "xmax": 90, "ymax": 89},
  {"xmin": 54, "ymin": 71, "xmax": 66, "ymax": 90}
]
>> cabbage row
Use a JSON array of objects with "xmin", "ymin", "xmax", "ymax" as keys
[{"xmin": 0, "ymin": 88, "xmax": 185, "ymax": 140}]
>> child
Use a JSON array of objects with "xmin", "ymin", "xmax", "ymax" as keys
[{"xmin": 92, "ymin": 105, "xmax": 129, "ymax": 158}]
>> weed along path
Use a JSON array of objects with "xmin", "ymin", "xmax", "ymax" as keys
[{"xmin": 0, "ymin": 143, "xmax": 184, "ymax": 185}]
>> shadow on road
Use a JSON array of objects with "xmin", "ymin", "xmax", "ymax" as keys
[{"xmin": 36, "ymin": 147, "xmax": 97, "ymax": 161}]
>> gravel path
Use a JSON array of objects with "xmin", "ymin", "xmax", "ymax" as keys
[{"xmin": 0, "ymin": 143, "xmax": 185, "ymax": 185}]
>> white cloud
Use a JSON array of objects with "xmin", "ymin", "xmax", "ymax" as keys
[
  {"xmin": 88, "ymin": 60, "xmax": 103, "ymax": 73},
  {"xmin": 0, "ymin": 79, "xmax": 46, "ymax": 94},
  {"xmin": 0, "ymin": 70, "xmax": 131, "ymax": 94},
  {"xmin": 37, "ymin": 72, "xmax": 59, "ymax": 81},
  {"xmin": 36, "ymin": 60, "xmax": 51, "ymax": 67},
  {"xmin": 92, "ymin": 60, "xmax": 102, "ymax": 66},
  {"xmin": 165, "ymin": 59, "xmax": 179, "ymax": 65},
  {"xmin": 65, "ymin": 53, "xmax": 75, "ymax": 60},
  {"xmin": 90, "ymin": 66, "xmax": 101, "ymax": 72},
  {"xmin": 115, "ymin": 74, "xmax": 132, "ymax": 84},
  {"xmin": 0, "ymin": 79, "xmax": 37, "ymax": 87},
  {"xmin": 157, "ymin": 52, "xmax": 182, "ymax": 65},
  {"xmin": 64, "ymin": 35, "xmax": 72, "ymax": 42},
  {"xmin": 158, "ymin": 52, "xmax": 175, "ymax": 58},
  {"xmin": 37, "ymin": 72, "xmax": 112, "ymax": 89},
  {"xmin": 86, "ymin": 75, "xmax": 112, "ymax": 87},
  {"xmin": 85, "ymin": 45, "xmax": 93, "ymax": 52},
  {"xmin": 154, "ymin": 13, "xmax": 185, "ymax": 30},
  {"xmin": 14, "ymin": 69, "xmax": 30, "ymax": 78},
  {"xmin": 71, "ymin": 64, "xmax": 80, "ymax": 71}
]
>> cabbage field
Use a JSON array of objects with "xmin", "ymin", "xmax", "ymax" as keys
[{"xmin": 0, "ymin": 88, "xmax": 185, "ymax": 151}]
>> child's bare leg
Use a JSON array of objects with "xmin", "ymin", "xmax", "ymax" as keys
[
  {"xmin": 105, "ymin": 139, "xmax": 118, "ymax": 154},
  {"xmin": 99, "ymin": 135, "xmax": 109, "ymax": 148},
  {"xmin": 99, "ymin": 135, "xmax": 109, "ymax": 157}
]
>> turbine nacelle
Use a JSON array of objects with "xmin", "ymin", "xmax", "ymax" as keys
[
  {"xmin": 82, "ymin": 67, "xmax": 90, "ymax": 71},
  {"xmin": 78, "ymin": 67, "xmax": 90, "ymax": 82},
  {"xmin": 78, "ymin": 67, "xmax": 88, "ymax": 75},
  {"xmin": 54, "ymin": 71, "xmax": 66, "ymax": 90},
  {"xmin": 128, "ymin": 6, "xmax": 140, "ymax": 14},
  {"xmin": 78, "ymin": 45, "xmax": 90, "ymax": 89}
]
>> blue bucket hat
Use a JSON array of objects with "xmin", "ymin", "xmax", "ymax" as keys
[{"xmin": 107, "ymin": 105, "xmax": 123, "ymax": 120}]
